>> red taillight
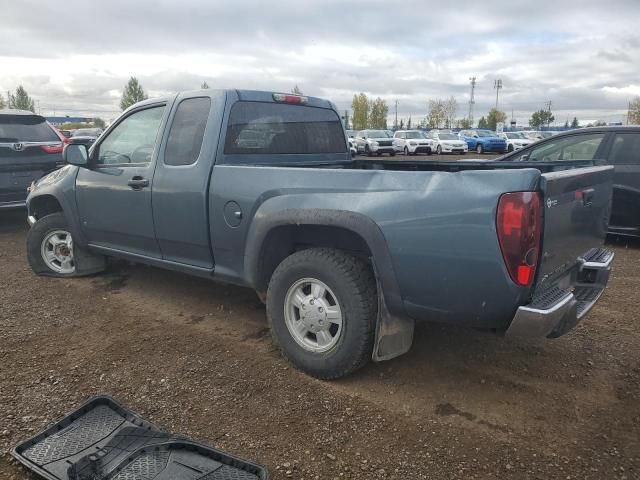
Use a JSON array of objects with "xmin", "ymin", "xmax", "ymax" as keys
[
  {"xmin": 272, "ymin": 93, "xmax": 308, "ymax": 105},
  {"xmin": 496, "ymin": 191, "xmax": 542, "ymax": 287},
  {"xmin": 40, "ymin": 144, "xmax": 64, "ymax": 154}
]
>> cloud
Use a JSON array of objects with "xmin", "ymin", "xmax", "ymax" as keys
[{"xmin": 0, "ymin": 0, "xmax": 638, "ymax": 124}]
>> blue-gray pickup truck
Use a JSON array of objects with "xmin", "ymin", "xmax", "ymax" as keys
[{"xmin": 25, "ymin": 89, "xmax": 615, "ymax": 379}]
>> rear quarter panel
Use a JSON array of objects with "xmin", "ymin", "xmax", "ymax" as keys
[{"xmin": 210, "ymin": 165, "xmax": 542, "ymax": 329}]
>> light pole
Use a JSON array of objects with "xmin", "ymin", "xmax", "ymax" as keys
[{"xmin": 493, "ymin": 79, "xmax": 502, "ymax": 110}]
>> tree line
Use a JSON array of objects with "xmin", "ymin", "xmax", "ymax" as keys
[{"xmin": 4, "ymin": 81, "xmax": 640, "ymax": 128}]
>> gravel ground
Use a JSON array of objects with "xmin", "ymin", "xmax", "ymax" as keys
[{"xmin": 0, "ymin": 209, "xmax": 638, "ymax": 479}]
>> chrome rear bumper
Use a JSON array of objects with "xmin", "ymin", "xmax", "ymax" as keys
[{"xmin": 507, "ymin": 248, "xmax": 614, "ymax": 338}]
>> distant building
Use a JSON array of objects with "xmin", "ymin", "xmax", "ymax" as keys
[{"xmin": 46, "ymin": 116, "xmax": 93, "ymax": 126}]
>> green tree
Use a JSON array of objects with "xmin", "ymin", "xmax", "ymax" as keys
[
  {"xmin": 291, "ymin": 85, "xmax": 303, "ymax": 95},
  {"xmin": 8, "ymin": 85, "xmax": 35, "ymax": 112},
  {"xmin": 563, "ymin": 119, "xmax": 569, "ymax": 128},
  {"xmin": 399, "ymin": 119, "xmax": 404, "ymax": 129},
  {"xmin": 0, "ymin": 93, "xmax": 5, "ymax": 109},
  {"xmin": 426, "ymin": 99, "xmax": 445, "ymax": 128},
  {"xmin": 458, "ymin": 118, "xmax": 472, "ymax": 129},
  {"xmin": 369, "ymin": 97, "xmax": 388, "ymax": 129},
  {"xmin": 120, "ymin": 77, "xmax": 147, "ymax": 111},
  {"xmin": 351, "ymin": 93, "xmax": 369, "ymax": 130},
  {"xmin": 443, "ymin": 97, "xmax": 457, "ymax": 128},
  {"xmin": 477, "ymin": 116, "xmax": 488, "ymax": 129},
  {"xmin": 486, "ymin": 108, "xmax": 507, "ymax": 130},
  {"xmin": 407, "ymin": 116, "xmax": 412, "ymax": 129},
  {"xmin": 629, "ymin": 97, "xmax": 640, "ymax": 125},
  {"xmin": 93, "ymin": 117, "xmax": 106, "ymax": 129},
  {"xmin": 529, "ymin": 109, "xmax": 555, "ymax": 129},
  {"xmin": 201, "ymin": 81, "xmax": 210, "ymax": 89},
  {"xmin": 571, "ymin": 117, "xmax": 579, "ymax": 128}
]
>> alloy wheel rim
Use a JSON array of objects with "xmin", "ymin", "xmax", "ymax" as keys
[
  {"xmin": 284, "ymin": 278, "xmax": 343, "ymax": 353},
  {"xmin": 41, "ymin": 230, "xmax": 75, "ymax": 274}
]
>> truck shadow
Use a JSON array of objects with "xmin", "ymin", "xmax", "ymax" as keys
[{"xmin": 0, "ymin": 210, "xmax": 28, "ymax": 233}]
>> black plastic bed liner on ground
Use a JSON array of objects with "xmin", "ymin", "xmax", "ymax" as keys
[{"xmin": 12, "ymin": 395, "xmax": 268, "ymax": 480}]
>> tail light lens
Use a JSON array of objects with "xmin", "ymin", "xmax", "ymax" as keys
[
  {"xmin": 273, "ymin": 93, "xmax": 308, "ymax": 105},
  {"xmin": 40, "ymin": 144, "xmax": 64, "ymax": 154},
  {"xmin": 496, "ymin": 192, "xmax": 542, "ymax": 286}
]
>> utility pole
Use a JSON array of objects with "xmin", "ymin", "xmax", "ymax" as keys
[
  {"xmin": 628, "ymin": 101, "xmax": 631, "ymax": 125},
  {"xmin": 468, "ymin": 77, "xmax": 476, "ymax": 126},
  {"xmin": 394, "ymin": 100, "xmax": 398, "ymax": 130},
  {"xmin": 493, "ymin": 79, "xmax": 502, "ymax": 110}
]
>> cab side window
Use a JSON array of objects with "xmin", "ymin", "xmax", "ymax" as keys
[
  {"xmin": 610, "ymin": 133, "xmax": 640, "ymax": 165},
  {"xmin": 164, "ymin": 97, "xmax": 211, "ymax": 166},
  {"xmin": 527, "ymin": 133, "xmax": 605, "ymax": 161},
  {"xmin": 97, "ymin": 106, "xmax": 165, "ymax": 166}
]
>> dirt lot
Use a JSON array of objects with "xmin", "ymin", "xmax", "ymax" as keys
[{"xmin": 1, "ymin": 209, "xmax": 638, "ymax": 480}]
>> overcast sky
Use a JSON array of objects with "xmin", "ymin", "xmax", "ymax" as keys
[{"xmin": 1, "ymin": 0, "xmax": 638, "ymax": 125}]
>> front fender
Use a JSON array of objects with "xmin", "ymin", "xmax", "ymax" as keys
[{"xmin": 27, "ymin": 165, "xmax": 87, "ymax": 246}]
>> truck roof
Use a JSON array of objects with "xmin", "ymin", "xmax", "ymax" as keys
[{"xmin": 128, "ymin": 89, "xmax": 336, "ymax": 112}]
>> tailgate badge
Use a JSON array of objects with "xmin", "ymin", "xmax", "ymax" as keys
[
  {"xmin": 11, "ymin": 142, "xmax": 24, "ymax": 151},
  {"xmin": 546, "ymin": 198, "xmax": 558, "ymax": 209}
]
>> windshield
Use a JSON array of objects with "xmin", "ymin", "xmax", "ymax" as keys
[
  {"xmin": 367, "ymin": 130, "xmax": 392, "ymax": 138},
  {"xmin": 440, "ymin": 133, "xmax": 458, "ymax": 140},
  {"xmin": 405, "ymin": 131, "xmax": 425, "ymax": 139},
  {"xmin": 476, "ymin": 130, "xmax": 495, "ymax": 137}
]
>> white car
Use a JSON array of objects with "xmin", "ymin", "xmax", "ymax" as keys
[
  {"xmin": 392, "ymin": 130, "xmax": 434, "ymax": 155},
  {"xmin": 427, "ymin": 131, "xmax": 469, "ymax": 154},
  {"xmin": 354, "ymin": 129, "xmax": 396, "ymax": 156},
  {"xmin": 498, "ymin": 132, "xmax": 534, "ymax": 152},
  {"xmin": 348, "ymin": 139, "xmax": 357, "ymax": 157}
]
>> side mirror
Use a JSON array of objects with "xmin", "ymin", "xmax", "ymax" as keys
[
  {"xmin": 63, "ymin": 144, "xmax": 89, "ymax": 166},
  {"xmin": 362, "ymin": 136, "xmax": 367, "ymax": 140}
]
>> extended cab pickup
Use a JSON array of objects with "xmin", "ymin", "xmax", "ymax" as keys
[{"xmin": 26, "ymin": 89, "xmax": 615, "ymax": 379}]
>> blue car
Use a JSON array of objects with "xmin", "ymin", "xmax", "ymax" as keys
[{"xmin": 459, "ymin": 129, "xmax": 508, "ymax": 154}]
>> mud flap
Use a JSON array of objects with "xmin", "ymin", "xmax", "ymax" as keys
[
  {"xmin": 372, "ymin": 276, "xmax": 415, "ymax": 362},
  {"xmin": 12, "ymin": 396, "xmax": 269, "ymax": 480}
]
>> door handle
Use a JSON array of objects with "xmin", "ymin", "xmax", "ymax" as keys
[
  {"xmin": 127, "ymin": 176, "xmax": 149, "ymax": 190},
  {"xmin": 580, "ymin": 188, "xmax": 595, "ymax": 207}
]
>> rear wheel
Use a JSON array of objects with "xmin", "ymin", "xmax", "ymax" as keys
[
  {"xmin": 508, "ymin": 144, "xmax": 514, "ymax": 152},
  {"xmin": 266, "ymin": 248, "xmax": 377, "ymax": 380},
  {"xmin": 403, "ymin": 146, "xmax": 409, "ymax": 156},
  {"xmin": 476, "ymin": 144, "xmax": 484, "ymax": 154},
  {"xmin": 436, "ymin": 145, "xmax": 442, "ymax": 155}
]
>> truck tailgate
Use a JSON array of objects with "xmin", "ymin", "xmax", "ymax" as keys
[{"xmin": 536, "ymin": 165, "xmax": 614, "ymax": 289}]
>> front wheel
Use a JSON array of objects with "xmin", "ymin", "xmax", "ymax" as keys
[
  {"xmin": 507, "ymin": 144, "xmax": 514, "ymax": 152},
  {"xmin": 266, "ymin": 248, "xmax": 377, "ymax": 379},
  {"xmin": 27, "ymin": 212, "xmax": 104, "ymax": 277},
  {"xmin": 436, "ymin": 145, "xmax": 442, "ymax": 155},
  {"xmin": 476, "ymin": 144, "xmax": 484, "ymax": 154},
  {"xmin": 404, "ymin": 146, "xmax": 409, "ymax": 156}
]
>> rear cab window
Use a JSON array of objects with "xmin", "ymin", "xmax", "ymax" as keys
[
  {"xmin": 610, "ymin": 133, "xmax": 640, "ymax": 165},
  {"xmin": 223, "ymin": 101, "xmax": 347, "ymax": 162}
]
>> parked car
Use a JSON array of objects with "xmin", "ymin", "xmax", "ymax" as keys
[
  {"xmin": 497, "ymin": 126, "xmax": 640, "ymax": 237},
  {"xmin": 0, "ymin": 109, "xmax": 65, "ymax": 209},
  {"xmin": 427, "ymin": 131, "xmax": 469, "ymax": 154},
  {"xmin": 392, "ymin": 130, "xmax": 433, "ymax": 155},
  {"xmin": 459, "ymin": 129, "xmax": 508, "ymax": 154},
  {"xmin": 70, "ymin": 128, "xmax": 103, "ymax": 147},
  {"xmin": 26, "ymin": 89, "xmax": 614, "ymax": 380},
  {"xmin": 354, "ymin": 129, "xmax": 396, "ymax": 156},
  {"xmin": 348, "ymin": 139, "xmax": 357, "ymax": 158},
  {"xmin": 498, "ymin": 132, "xmax": 534, "ymax": 152}
]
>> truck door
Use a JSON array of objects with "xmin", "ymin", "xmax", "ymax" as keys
[
  {"xmin": 152, "ymin": 91, "xmax": 223, "ymax": 268},
  {"xmin": 75, "ymin": 103, "xmax": 168, "ymax": 257}
]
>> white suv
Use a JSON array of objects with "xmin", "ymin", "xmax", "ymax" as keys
[
  {"xmin": 498, "ymin": 132, "xmax": 533, "ymax": 152},
  {"xmin": 427, "ymin": 131, "xmax": 468, "ymax": 154},
  {"xmin": 393, "ymin": 130, "xmax": 434, "ymax": 155}
]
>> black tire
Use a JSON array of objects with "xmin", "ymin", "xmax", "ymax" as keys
[
  {"xmin": 404, "ymin": 146, "xmax": 409, "ymax": 156},
  {"xmin": 508, "ymin": 144, "xmax": 514, "ymax": 152},
  {"xmin": 476, "ymin": 144, "xmax": 484, "ymax": 154},
  {"xmin": 389, "ymin": 151, "xmax": 396, "ymax": 157},
  {"xmin": 427, "ymin": 147, "xmax": 432, "ymax": 156},
  {"xmin": 27, "ymin": 212, "xmax": 105, "ymax": 277},
  {"xmin": 365, "ymin": 145, "xmax": 373, "ymax": 157},
  {"xmin": 266, "ymin": 248, "xmax": 377, "ymax": 380},
  {"xmin": 436, "ymin": 145, "xmax": 442, "ymax": 155}
]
